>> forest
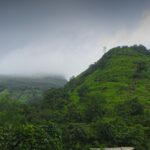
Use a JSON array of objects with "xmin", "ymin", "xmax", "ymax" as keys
[{"xmin": 0, "ymin": 45, "xmax": 150, "ymax": 150}]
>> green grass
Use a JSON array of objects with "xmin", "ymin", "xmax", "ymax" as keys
[{"xmin": 68, "ymin": 46, "xmax": 150, "ymax": 109}]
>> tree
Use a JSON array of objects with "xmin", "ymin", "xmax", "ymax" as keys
[
  {"xmin": 84, "ymin": 95, "xmax": 105, "ymax": 122},
  {"xmin": 95, "ymin": 118, "xmax": 148, "ymax": 149},
  {"xmin": 116, "ymin": 98, "xmax": 144, "ymax": 117}
]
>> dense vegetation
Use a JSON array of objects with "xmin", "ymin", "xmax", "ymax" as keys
[{"xmin": 0, "ymin": 45, "xmax": 150, "ymax": 150}]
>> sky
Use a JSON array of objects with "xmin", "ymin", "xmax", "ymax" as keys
[{"xmin": 0, "ymin": 0, "xmax": 150, "ymax": 79}]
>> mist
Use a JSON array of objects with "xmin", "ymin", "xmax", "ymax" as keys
[{"xmin": 0, "ymin": 0, "xmax": 150, "ymax": 79}]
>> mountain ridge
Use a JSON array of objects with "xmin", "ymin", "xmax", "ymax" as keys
[{"xmin": 66, "ymin": 45, "xmax": 150, "ymax": 109}]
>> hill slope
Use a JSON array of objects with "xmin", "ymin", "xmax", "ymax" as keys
[
  {"xmin": 60, "ymin": 45, "xmax": 150, "ymax": 149},
  {"xmin": 0, "ymin": 45, "xmax": 150, "ymax": 149},
  {"xmin": 67, "ymin": 45, "xmax": 150, "ymax": 107}
]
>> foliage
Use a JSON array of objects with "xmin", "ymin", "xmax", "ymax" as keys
[{"xmin": 0, "ymin": 125, "xmax": 63, "ymax": 150}]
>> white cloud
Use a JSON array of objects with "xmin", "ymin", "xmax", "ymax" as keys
[
  {"xmin": 0, "ymin": 34, "xmax": 102, "ymax": 79},
  {"xmin": 99, "ymin": 10, "xmax": 150, "ymax": 50},
  {"xmin": 0, "ymin": 10, "xmax": 150, "ymax": 79}
]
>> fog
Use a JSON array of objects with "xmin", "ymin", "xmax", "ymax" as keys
[{"xmin": 0, "ymin": 0, "xmax": 150, "ymax": 79}]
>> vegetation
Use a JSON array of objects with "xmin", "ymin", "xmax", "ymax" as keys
[{"xmin": 0, "ymin": 45, "xmax": 150, "ymax": 149}]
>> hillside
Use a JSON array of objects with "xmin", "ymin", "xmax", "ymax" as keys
[
  {"xmin": 0, "ymin": 45, "xmax": 150, "ymax": 150},
  {"xmin": 67, "ymin": 45, "xmax": 150, "ymax": 108},
  {"xmin": 60, "ymin": 45, "xmax": 150, "ymax": 149}
]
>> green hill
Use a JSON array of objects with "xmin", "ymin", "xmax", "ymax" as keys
[
  {"xmin": 60, "ymin": 45, "xmax": 150, "ymax": 149},
  {"xmin": 0, "ymin": 45, "xmax": 150, "ymax": 150},
  {"xmin": 67, "ymin": 45, "xmax": 150, "ymax": 107}
]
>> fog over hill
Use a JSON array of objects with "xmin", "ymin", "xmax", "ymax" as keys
[
  {"xmin": 0, "ymin": 0, "xmax": 150, "ymax": 79},
  {"xmin": 0, "ymin": 75, "xmax": 67, "ymax": 90}
]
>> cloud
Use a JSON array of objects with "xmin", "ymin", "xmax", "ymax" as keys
[
  {"xmin": 0, "ymin": 33, "xmax": 102, "ymax": 79},
  {"xmin": 0, "ymin": 10, "xmax": 150, "ymax": 79},
  {"xmin": 99, "ymin": 10, "xmax": 150, "ymax": 49}
]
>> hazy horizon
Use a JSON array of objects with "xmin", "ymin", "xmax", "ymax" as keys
[{"xmin": 0, "ymin": 0, "xmax": 150, "ymax": 79}]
